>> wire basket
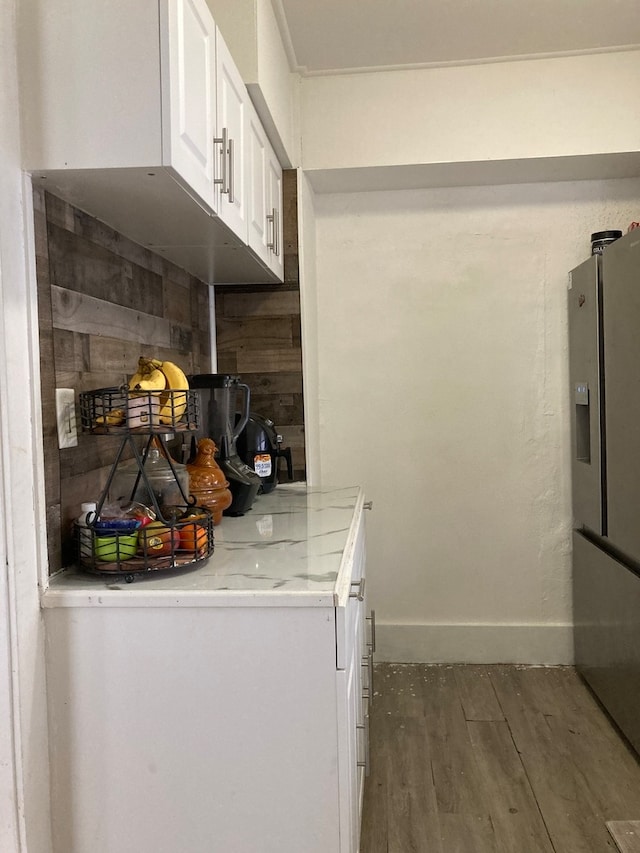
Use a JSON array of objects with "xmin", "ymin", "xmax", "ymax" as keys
[
  {"xmin": 79, "ymin": 386, "xmax": 200, "ymax": 434},
  {"xmin": 76, "ymin": 507, "xmax": 214, "ymax": 583}
]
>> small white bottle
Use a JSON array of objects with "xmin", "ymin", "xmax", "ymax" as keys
[{"xmin": 76, "ymin": 501, "xmax": 97, "ymax": 564}]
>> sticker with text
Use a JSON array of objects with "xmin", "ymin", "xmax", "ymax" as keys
[{"xmin": 254, "ymin": 453, "xmax": 272, "ymax": 477}]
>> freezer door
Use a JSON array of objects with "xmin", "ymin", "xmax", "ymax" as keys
[
  {"xmin": 568, "ymin": 256, "xmax": 604, "ymax": 534},
  {"xmin": 573, "ymin": 531, "xmax": 640, "ymax": 756},
  {"xmin": 603, "ymin": 230, "xmax": 640, "ymax": 559}
]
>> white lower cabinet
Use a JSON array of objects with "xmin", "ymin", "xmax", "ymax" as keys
[{"xmin": 43, "ymin": 491, "xmax": 371, "ymax": 853}]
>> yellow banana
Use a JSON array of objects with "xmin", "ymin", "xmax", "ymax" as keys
[
  {"xmin": 158, "ymin": 360, "xmax": 189, "ymax": 424},
  {"xmin": 95, "ymin": 408, "xmax": 126, "ymax": 426},
  {"xmin": 128, "ymin": 357, "xmax": 166, "ymax": 392}
]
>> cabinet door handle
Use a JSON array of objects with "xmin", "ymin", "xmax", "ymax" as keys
[
  {"xmin": 369, "ymin": 649, "xmax": 374, "ymax": 701},
  {"xmin": 213, "ymin": 127, "xmax": 229, "ymax": 194},
  {"xmin": 266, "ymin": 210, "xmax": 275, "ymax": 250},
  {"xmin": 365, "ymin": 712, "xmax": 370, "ymax": 775},
  {"xmin": 228, "ymin": 136, "xmax": 234, "ymax": 203},
  {"xmin": 362, "ymin": 653, "xmax": 374, "ymax": 707},
  {"xmin": 361, "ymin": 655, "xmax": 369, "ymax": 688},
  {"xmin": 273, "ymin": 207, "xmax": 279, "ymax": 256},
  {"xmin": 364, "ymin": 500, "xmax": 373, "ymax": 510},
  {"xmin": 349, "ymin": 577, "xmax": 365, "ymax": 601},
  {"xmin": 367, "ymin": 609, "xmax": 376, "ymax": 653},
  {"xmin": 357, "ymin": 713, "xmax": 370, "ymax": 775}
]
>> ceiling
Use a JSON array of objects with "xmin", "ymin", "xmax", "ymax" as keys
[{"xmin": 275, "ymin": 0, "xmax": 640, "ymax": 75}]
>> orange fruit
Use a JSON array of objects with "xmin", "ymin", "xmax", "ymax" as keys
[
  {"xmin": 179, "ymin": 523, "xmax": 208, "ymax": 553},
  {"xmin": 138, "ymin": 521, "xmax": 180, "ymax": 557}
]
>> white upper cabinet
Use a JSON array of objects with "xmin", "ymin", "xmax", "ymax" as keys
[
  {"xmin": 247, "ymin": 102, "xmax": 270, "ymax": 267},
  {"xmin": 19, "ymin": 0, "xmax": 284, "ymax": 284},
  {"xmin": 246, "ymin": 99, "xmax": 284, "ymax": 279},
  {"xmin": 162, "ymin": 0, "xmax": 218, "ymax": 213},
  {"xmin": 201, "ymin": 0, "xmax": 301, "ymax": 168},
  {"xmin": 266, "ymin": 141, "xmax": 284, "ymax": 280},
  {"xmin": 215, "ymin": 29, "xmax": 249, "ymax": 242}
]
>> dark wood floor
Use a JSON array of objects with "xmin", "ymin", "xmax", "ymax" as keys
[{"xmin": 360, "ymin": 664, "xmax": 640, "ymax": 853}]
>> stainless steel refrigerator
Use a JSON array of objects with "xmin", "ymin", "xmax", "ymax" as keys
[{"xmin": 569, "ymin": 228, "xmax": 640, "ymax": 753}]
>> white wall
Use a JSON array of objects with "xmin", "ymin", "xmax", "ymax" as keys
[
  {"xmin": 305, "ymin": 177, "xmax": 640, "ymax": 663},
  {"xmin": 0, "ymin": 1, "xmax": 52, "ymax": 849},
  {"xmin": 301, "ymin": 50, "xmax": 640, "ymax": 174},
  {"xmin": 297, "ymin": 171, "xmax": 321, "ymax": 483}
]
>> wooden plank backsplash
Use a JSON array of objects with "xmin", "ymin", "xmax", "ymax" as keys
[
  {"xmin": 34, "ymin": 188, "xmax": 211, "ymax": 573},
  {"xmin": 215, "ymin": 170, "xmax": 306, "ymax": 481},
  {"xmin": 51, "ymin": 285, "xmax": 173, "ymax": 345}
]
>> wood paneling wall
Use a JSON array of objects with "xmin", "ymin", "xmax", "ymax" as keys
[
  {"xmin": 34, "ymin": 188, "xmax": 211, "ymax": 572},
  {"xmin": 215, "ymin": 170, "xmax": 306, "ymax": 480}
]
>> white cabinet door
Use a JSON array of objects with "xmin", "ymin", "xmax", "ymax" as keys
[
  {"xmin": 246, "ymin": 103, "xmax": 270, "ymax": 267},
  {"xmin": 337, "ymin": 597, "xmax": 365, "ymax": 853},
  {"xmin": 336, "ymin": 507, "xmax": 368, "ymax": 853},
  {"xmin": 162, "ymin": 0, "xmax": 218, "ymax": 213},
  {"xmin": 215, "ymin": 29, "xmax": 248, "ymax": 242},
  {"xmin": 247, "ymin": 105, "xmax": 284, "ymax": 282},
  {"xmin": 266, "ymin": 141, "xmax": 284, "ymax": 280}
]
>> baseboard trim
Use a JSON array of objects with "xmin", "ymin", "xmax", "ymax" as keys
[{"xmin": 375, "ymin": 622, "xmax": 574, "ymax": 665}]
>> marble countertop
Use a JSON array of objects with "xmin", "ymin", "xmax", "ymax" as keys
[{"xmin": 43, "ymin": 484, "xmax": 364, "ymax": 608}]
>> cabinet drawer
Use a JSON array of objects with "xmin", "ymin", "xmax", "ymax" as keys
[{"xmin": 336, "ymin": 509, "xmax": 366, "ymax": 670}]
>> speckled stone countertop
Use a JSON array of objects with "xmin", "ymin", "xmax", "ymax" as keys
[{"xmin": 43, "ymin": 484, "xmax": 364, "ymax": 608}]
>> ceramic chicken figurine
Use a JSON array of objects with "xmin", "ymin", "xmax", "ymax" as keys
[{"xmin": 186, "ymin": 438, "xmax": 232, "ymax": 524}]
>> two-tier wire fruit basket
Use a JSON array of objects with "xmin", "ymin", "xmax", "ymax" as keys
[{"xmin": 76, "ymin": 386, "xmax": 214, "ymax": 583}]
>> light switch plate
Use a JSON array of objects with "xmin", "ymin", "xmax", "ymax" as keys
[{"xmin": 55, "ymin": 388, "xmax": 78, "ymax": 449}]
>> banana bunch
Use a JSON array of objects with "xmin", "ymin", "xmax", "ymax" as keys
[
  {"xmin": 129, "ymin": 356, "xmax": 166, "ymax": 392},
  {"xmin": 128, "ymin": 356, "xmax": 189, "ymax": 424}
]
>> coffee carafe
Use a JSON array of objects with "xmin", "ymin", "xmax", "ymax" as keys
[{"xmin": 189, "ymin": 374, "xmax": 261, "ymax": 516}]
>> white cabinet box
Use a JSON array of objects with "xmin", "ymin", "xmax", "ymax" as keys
[
  {"xmin": 43, "ymin": 486, "xmax": 372, "ymax": 853},
  {"xmin": 19, "ymin": 0, "xmax": 283, "ymax": 284}
]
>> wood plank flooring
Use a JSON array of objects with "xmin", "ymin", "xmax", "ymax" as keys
[
  {"xmin": 361, "ymin": 664, "xmax": 640, "ymax": 853},
  {"xmin": 607, "ymin": 822, "xmax": 640, "ymax": 853}
]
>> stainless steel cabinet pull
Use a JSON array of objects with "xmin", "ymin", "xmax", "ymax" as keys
[
  {"xmin": 365, "ymin": 712, "xmax": 370, "ymax": 775},
  {"xmin": 228, "ymin": 137, "xmax": 234, "ymax": 203},
  {"xmin": 213, "ymin": 128, "xmax": 229, "ymax": 194},
  {"xmin": 349, "ymin": 577, "xmax": 365, "ymax": 601},
  {"xmin": 273, "ymin": 208, "xmax": 279, "ymax": 256},
  {"xmin": 266, "ymin": 210, "xmax": 275, "ymax": 250},
  {"xmin": 362, "ymin": 653, "xmax": 374, "ymax": 706},
  {"xmin": 357, "ymin": 714, "xmax": 370, "ymax": 775},
  {"xmin": 364, "ymin": 500, "xmax": 373, "ymax": 510},
  {"xmin": 361, "ymin": 655, "xmax": 369, "ymax": 686},
  {"xmin": 369, "ymin": 648, "xmax": 374, "ymax": 701},
  {"xmin": 367, "ymin": 609, "xmax": 376, "ymax": 653}
]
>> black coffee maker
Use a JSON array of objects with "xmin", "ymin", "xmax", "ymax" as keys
[
  {"xmin": 189, "ymin": 374, "xmax": 262, "ymax": 516},
  {"xmin": 236, "ymin": 412, "xmax": 293, "ymax": 494}
]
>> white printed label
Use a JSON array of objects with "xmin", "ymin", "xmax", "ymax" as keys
[
  {"xmin": 127, "ymin": 395, "xmax": 159, "ymax": 428},
  {"xmin": 254, "ymin": 453, "xmax": 272, "ymax": 477}
]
